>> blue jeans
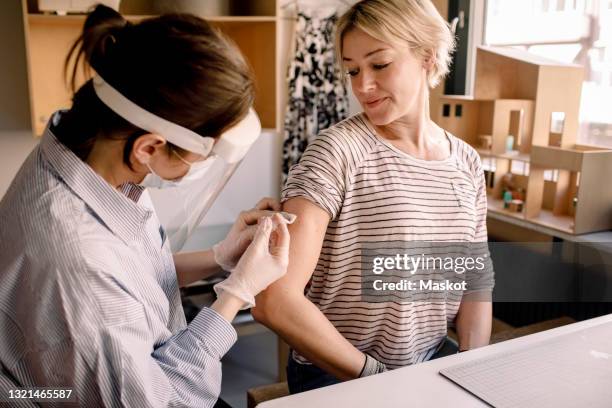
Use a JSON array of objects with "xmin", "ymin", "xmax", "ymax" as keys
[
  {"xmin": 286, "ymin": 337, "xmax": 458, "ymax": 394},
  {"xmin": 286, "ymin": 353, "xmax": 340, "ymax": 394},
  {"xmin": 430, "ymin": 336, "xmax": 460, "ymax": 359}
]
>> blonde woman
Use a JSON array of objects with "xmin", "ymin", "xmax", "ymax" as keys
[{"xmin": 253, "ymin": 0, "xmax": 493, "ymax": 393}]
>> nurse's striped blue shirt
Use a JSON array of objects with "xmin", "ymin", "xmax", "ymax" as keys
[{"xmin": 0, "ymin": 114, "xmax": 235, "ymax": 407}]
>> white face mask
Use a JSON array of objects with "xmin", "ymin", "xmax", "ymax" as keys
[{"xmin": 139, "ymin": 151, "xmax": 215, "ymax": 189}]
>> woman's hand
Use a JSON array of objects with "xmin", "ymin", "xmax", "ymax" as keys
[
  {"xmin": 214, "ymin": 214, "xmax": 290, "ymax": 308},
  {"xmin": 212, "ymin": 197, "xmax": 291, "ymax": 271}
]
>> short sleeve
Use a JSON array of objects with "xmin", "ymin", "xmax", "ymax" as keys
[
  {"xmin": 465, "ymin": 152, "xmax": 495, "ymax": 293},
  {"xmin": 282, "ymin": 131, "xmax": 350, "ymax": 219},
  {"xmin": 472, "ymin": 154, "xmax": 488, "ymax": 242}
]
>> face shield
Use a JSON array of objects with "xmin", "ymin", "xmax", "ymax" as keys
[{"xmin": 93, "ymin": 75, "xmax": 261, "ymax": 251}]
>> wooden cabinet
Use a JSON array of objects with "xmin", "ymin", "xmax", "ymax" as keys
[{"xmin": 20, "ymin": 0, "xmax": 292, "ymax": 135}]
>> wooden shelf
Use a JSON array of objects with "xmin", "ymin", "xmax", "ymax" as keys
[
  {"xmin": 28, "ymin": 13, "xmax": 277, "ymax": 23},
  {"xmin": 212, "ymin": 20, "xmax": 276, "ymax": 129},
  {"xmin": 28, "ymin": 13, "xmax": 86, "ymax": 24},
  {"xmin": 205, "ymin": 16, "xmax": 277, "ymax": 22},
  {"xmin": 476, "ymin": 148, "xmax": 531, "ymax": 163},
  {"xmin": 476, "ymin": 148, "xmax": 494, "ymax": 157},
  {"xmin": 439, "ymin": 94, "xmax": 477, "ymax": 101},
  {"xmin": 487, "ymin": 196, "xmax": 526, "ymax": 220},
  {"xmin": 25, "ymin": 11, "xmax": 278, "ymax": 133},
  {"xmin": 527, "ymin": 208, "xmax": 575, "ymax": 234},
  {"xmin": 487, "ymin": 196, "xmax": 575, "ymax": 234},
  {"xmin": 497, "ymin": 150, "xmax": 530, "ymax": 162}
]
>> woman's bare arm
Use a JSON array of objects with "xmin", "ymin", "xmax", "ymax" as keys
[
  {"xmin": 251, "ymin": 197, "xmax": 366, "ymax": 380},
  {"xmin": 173, "ymin": 250, "xmax": 221, "ymax": 288},
  {"xmin": 455, "ymin": 292, "xmax": 492, "ymax": 350}
]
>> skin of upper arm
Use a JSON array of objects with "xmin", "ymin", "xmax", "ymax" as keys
[{"xmin": 252, "ymin": 197, "xmax": 330, "ymax": 318}]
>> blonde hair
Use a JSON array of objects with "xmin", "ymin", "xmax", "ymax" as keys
[{"xmin": 335, "ymin": 0, "xmax": 455, "ymax": 88}]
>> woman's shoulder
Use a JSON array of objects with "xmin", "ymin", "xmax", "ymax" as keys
[
  {"xmin": 315, "ymin": 113, "xmax": 378, "ymax": 151},
  {"xmin": 303, "ymin": 113, "xmax": 378, "ymax": 169},
  {"xmin": 446, "ymin": 131, "xmax": 483, "ymax": 175},
  {"xmin": 2, "ymin": 150, "xmax": 95, "ymax": 261}
]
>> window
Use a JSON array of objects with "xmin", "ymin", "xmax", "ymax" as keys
[{"xmin": 484, "ymin": 0, "xmax": 612, "ymax": 147}]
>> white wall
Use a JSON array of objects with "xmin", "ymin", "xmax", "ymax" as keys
[
  {"xmin": 0, "ymin": 132, "xmax": 40, "ymax": 198},
  {"xmin": 200, "ymin": 129, "xmax": 282, "ymax": 226},
  {"xmin": 0, "ymin": 2, "xmax": 40, "ymax": 200},
  {"xmin": 0, "ymin": 2, "xmax": 31, "ymax": 130}
]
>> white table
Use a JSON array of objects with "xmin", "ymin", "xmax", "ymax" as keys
[{"xmin": 260, "ymin": 313, "xmax": 612, "ymax": 407}]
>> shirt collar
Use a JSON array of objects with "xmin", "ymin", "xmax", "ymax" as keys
[{"xmin": 40, "ymin": 116, "xmax": 153, "ymax": 244}]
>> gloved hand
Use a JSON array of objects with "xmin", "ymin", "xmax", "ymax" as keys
[
  {"xmin": 359, "ymin": 353, "xmax": 388, "ymax": 377},
  {"xmin": 212, "ymin": 197, "xmax": 295, "ymax": 271},
  {"xmin": 213, "ymin": 214, "xmax": 290, "ymax": 309}
]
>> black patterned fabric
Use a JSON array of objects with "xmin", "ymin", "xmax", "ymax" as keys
[{"xmin": 282, "ymin": 11, "xmax": 349, "ymax": 185}]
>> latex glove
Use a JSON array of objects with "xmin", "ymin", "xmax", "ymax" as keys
[
  {"xmin": 359, "ymin": 353, "xmax": 388, "ymax": 377},
  {"xmin": 212, "ymin": 198, "xmax": 295, "ymax": 271},
  {"xmin": 213, "ymin": 214, "xmax": 290, "ymax": 308}
]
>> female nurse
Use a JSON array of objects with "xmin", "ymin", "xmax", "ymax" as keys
[{"xmin": 0, "ymin": 5, "xmax": 289, "ymax": 407}]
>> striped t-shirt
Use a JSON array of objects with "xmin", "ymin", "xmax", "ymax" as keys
[{"xmin": 282, "ymin": 113, "xmax": 492, "ymax": 368}]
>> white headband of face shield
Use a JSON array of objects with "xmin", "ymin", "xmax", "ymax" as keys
[{"xmin": 92, "ymin": 75, "xmax": 261, "ymax": 163}]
